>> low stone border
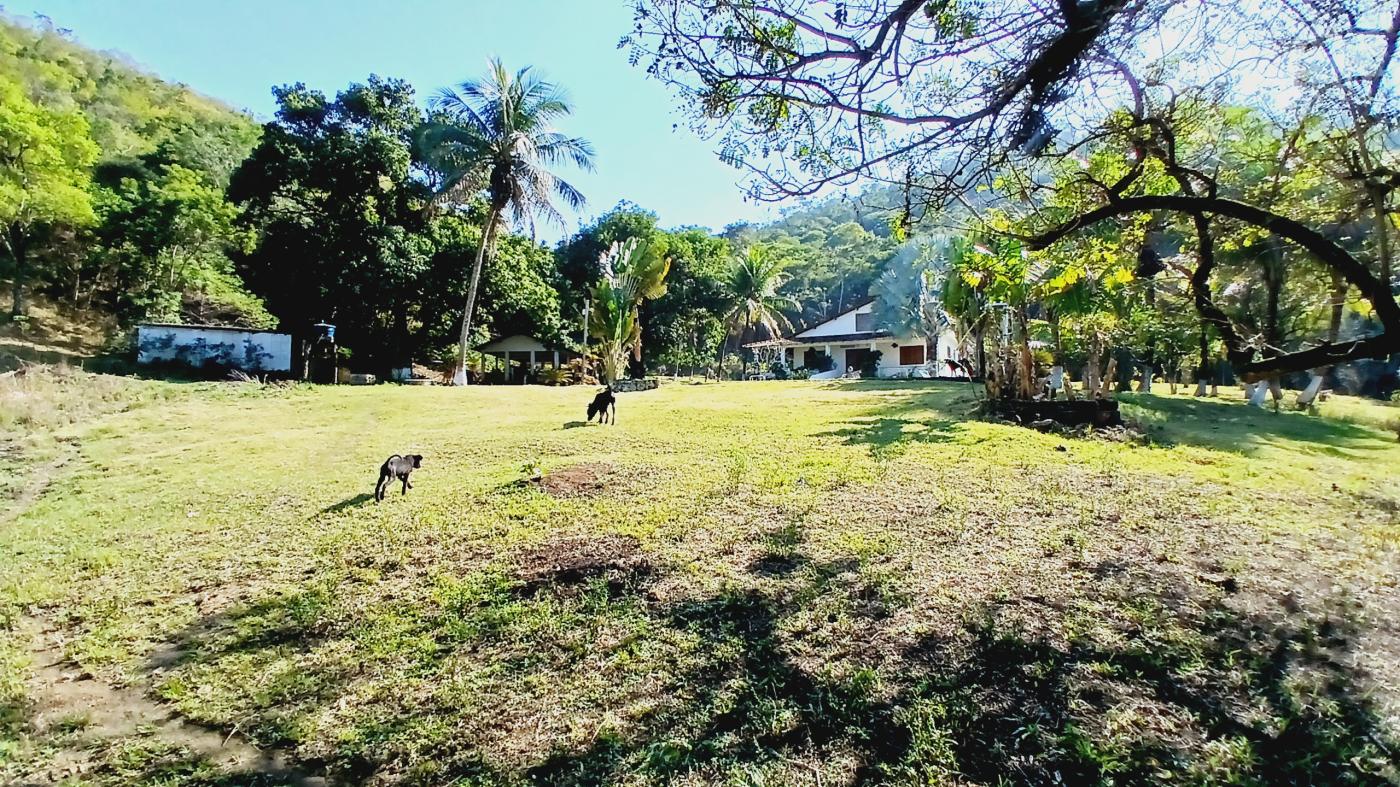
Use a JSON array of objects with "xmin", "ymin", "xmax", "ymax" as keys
[{"xmin": 612, "ymin": 378, "xmax": 659, "ymax": 393}]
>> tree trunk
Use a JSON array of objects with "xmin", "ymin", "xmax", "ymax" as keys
[
  {"xmin": 1085, "ymin": 340, "xmax": 1102, "ymax": 394},
  {"xmin": 972, "ymin": 322, "xmax": 986, "ymax": 378},
  {"xmin": 5, "ymin": 224, "xmax": 26, "ymax": 320},
  {"xmin": 453, "ymin": 206, "xmax": 502, "ymax": 386},
  {"xmin": 1194, "ymin": 325, "xmax": 1210, "ymax": 396},
  {"xmin": 1099, "ymin": 356, "xmax": 1117, "ymax": 398}
]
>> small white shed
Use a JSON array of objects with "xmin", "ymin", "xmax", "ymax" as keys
[{"xmin": 136, "ymin": 323, "xmax": 293, "ymax": 372}]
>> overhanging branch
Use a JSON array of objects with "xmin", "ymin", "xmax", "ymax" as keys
[{"xmin": 1026, "ymin": 194, "xmax": 1400, "ymax": 376}]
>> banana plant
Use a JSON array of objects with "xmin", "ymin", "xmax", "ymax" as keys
[{"xmin": 588, "ymin": 237, "xmax": 670, "ymax": 384}]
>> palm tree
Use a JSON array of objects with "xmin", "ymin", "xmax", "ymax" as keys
[
  {"xmin": 589, "ymin": 237, "xmax": 670, "ymax": 384},
  {"xmin": 421, "ymin": 58, "xmax": 594, "ymax": 384},
  {"xmin": 722, "ymin": 245, "xmax": 798, "ymax": 366}
]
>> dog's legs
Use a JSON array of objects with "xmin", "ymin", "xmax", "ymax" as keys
[
  {"xmin": 375, "ymin": 474, "xmax": 388, "ymax": 502},
  {"xmin": 401, "ymin": 476, "xmax": 409, "ymax": 495},
  {"xmin": 609, "ymin": 402, "xmax": 616, "ymax": 424}
]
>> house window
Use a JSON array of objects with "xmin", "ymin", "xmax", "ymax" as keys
[
  {"xmin": 854, "ymin": 311, "xmax": 875, "ymax": 332},
  {"xmin": 899, "ymin": 344, "xmax": 925, "ymax": 365}
]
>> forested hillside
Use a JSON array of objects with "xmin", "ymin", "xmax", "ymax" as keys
[{"xmin": 0, "ymin": 15, "xmax": 268, "ymax": 329}]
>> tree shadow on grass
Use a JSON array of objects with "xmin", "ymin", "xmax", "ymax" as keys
[
  {"xmin": 819, "ymin": 416, "xmax": 961, "ymax": 460},
  {"xmin": 1120, "ymin": 392, "xmax": 1394, "ymax": 457},
  {"xmin": 105, "ymin": 534, "xmax": 1399, "ymax": 786},
  {"xmin": 525, "ymin": 558, "xmax": 1399, "ymax": 785}
]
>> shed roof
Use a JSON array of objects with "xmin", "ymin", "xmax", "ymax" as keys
[{"xmin": 137, "ymin": 322, "xmax": 285, "ymax": 335}]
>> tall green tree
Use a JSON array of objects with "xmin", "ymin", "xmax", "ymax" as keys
[
  {"xmin": 96, "ymin": 163, "xmax": 266, "ymax": 325},
  {"xmin": 421, "ymin": 59, "xmax": 594, "ymax": 384},
  {"xmin": 0, "ymin": 74, "xmax": 97, "ymax": 318},
  {"xmin": 228, "ymin": 77, "xmax": 435, "ymax": 369}
]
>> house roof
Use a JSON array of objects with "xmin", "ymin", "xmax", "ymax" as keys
[
  {"xmin": 791, "ymin": 299, "xmax": 879, "ymax": 340},
  {"xmin": 786, "ymin": 331, "xmax": 894, "ymax": 345}
]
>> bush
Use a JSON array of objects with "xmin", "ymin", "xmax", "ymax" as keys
[
  {"xmin": 790, "ymin": 368, "xmax": 813, "ymax": 380},
  {"xmin": 859, "ymin": 350, "xmax": 882, "ymax": 379},
  {"xmin": 565, "ymin": 357, "xmax": 598, "ymax": 386},
  {"xmin": 539, "ymin": 366, "xmax": 574, "ymax": 386},
  {"xmin": 770, "ymin": 362, "xmax": 790, "ymax": 380}
]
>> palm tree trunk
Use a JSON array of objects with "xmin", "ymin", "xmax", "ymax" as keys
[{"xmin": 453, "ymin": 206, "xmax": 501, "ymax": 385}]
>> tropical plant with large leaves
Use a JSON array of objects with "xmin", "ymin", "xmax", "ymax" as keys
[
  {"xmin": 420, "ymin": 58, "xmax": 594, "ymax": 384},
  {"xmin": 872, "ymin": 239, "xmax": 952, "ymax": 364},
  {"xmin": 722, "ymin": 244, "xmax": 798, "ymax": 354},
  {"xmin": 589, "ymin": 237, "xmax": 670, "ymax": 384}
]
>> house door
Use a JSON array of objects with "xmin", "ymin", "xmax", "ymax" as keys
[{"xmin": 845, "ymin": 347, "xmax": 874, "ymax": 374}]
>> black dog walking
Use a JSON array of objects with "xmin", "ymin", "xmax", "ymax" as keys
[
  {"xmin": 375, "ymin": 453, "xmax": 423, "ymax": 501},
  {"xmin": 587, "ymin": 387, "xmax": 616, "ymax": 424}
]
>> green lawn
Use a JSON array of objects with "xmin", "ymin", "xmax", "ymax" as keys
[{"xmin": 3, "ymin": 372, "xmax": 1399, "ymax": 785}]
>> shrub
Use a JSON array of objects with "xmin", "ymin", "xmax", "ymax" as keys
[
  {"xmin": 859, "ymin": 350, "xmax": 882, "ymax": 379},
  {"xmin": 565, "ymin": 357, "xmax": 598, "ymax": 386},
  {"xmin": 539, "ymin": 366, "xmax": 574, "ymax": 386}
]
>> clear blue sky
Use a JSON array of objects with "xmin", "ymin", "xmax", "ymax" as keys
[{"xmin": 3, "ymin": 0, "xmax": 781, "ymax": 241}]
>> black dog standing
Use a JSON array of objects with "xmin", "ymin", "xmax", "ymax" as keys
[
  {"xmin": 376, "ymin": 453, "xmax": 423, "ymax": 501},
  {"xmin": 587, "ymin": 387, "xmax": 616, "ymax": 424}
]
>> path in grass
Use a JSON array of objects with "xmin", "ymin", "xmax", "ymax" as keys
[{"xmin": 2, "ymin": 377, "xmax": 1399, "ymax": 785}]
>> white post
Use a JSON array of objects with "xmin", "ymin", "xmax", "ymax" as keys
[
  {"xmin": 529, "ymin": 349, "xmax": 536, "ymax": 374},
  {"xmin": 1297, "ymin": 373, "xmax": 1325, "ymax": 407},
  {"xmin": 553, "ymin": 350, "xmax": 560, "ymax": 369},
  {"xmin": 1248, "ymin": 381, "xmax": 1269, "ymax": 407}
]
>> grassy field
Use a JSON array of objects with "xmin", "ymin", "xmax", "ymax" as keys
[{"xmin": 2, "ymin": 371, "xmax": 1399, "ymax": 786}]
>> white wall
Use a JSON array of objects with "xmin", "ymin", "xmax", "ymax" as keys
[
  {"xmin": 794, "ymin": 301, "xmax": 875, "ymax": 339},
  {"xmin": 137, "ymin": 325, "xmax": 292, "ymax": 372},
  {"xmin": 791, "ymin": 326, "xmax": 962, "ymax": 377}
]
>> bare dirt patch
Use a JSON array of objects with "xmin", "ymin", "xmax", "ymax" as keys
[
  {"xmin": 529, "ymin": 462, "xmax": 615, "ymax": 498},
  {"xmin": 511, "ymin": 533, "xmax": 652, "ymax": 595},
  {"xmin": 13, "ymin": 617, "xmax": 324, "ymax": 786}
]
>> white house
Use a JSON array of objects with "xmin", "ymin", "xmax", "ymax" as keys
[{"xmin": 747, "ymin": 300, "xmax": 963, "ymax": 379}]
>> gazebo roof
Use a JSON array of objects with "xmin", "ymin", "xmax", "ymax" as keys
[{"xmin": 476, "ymin": 334, "xmax": 552, "ymax": 352}]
